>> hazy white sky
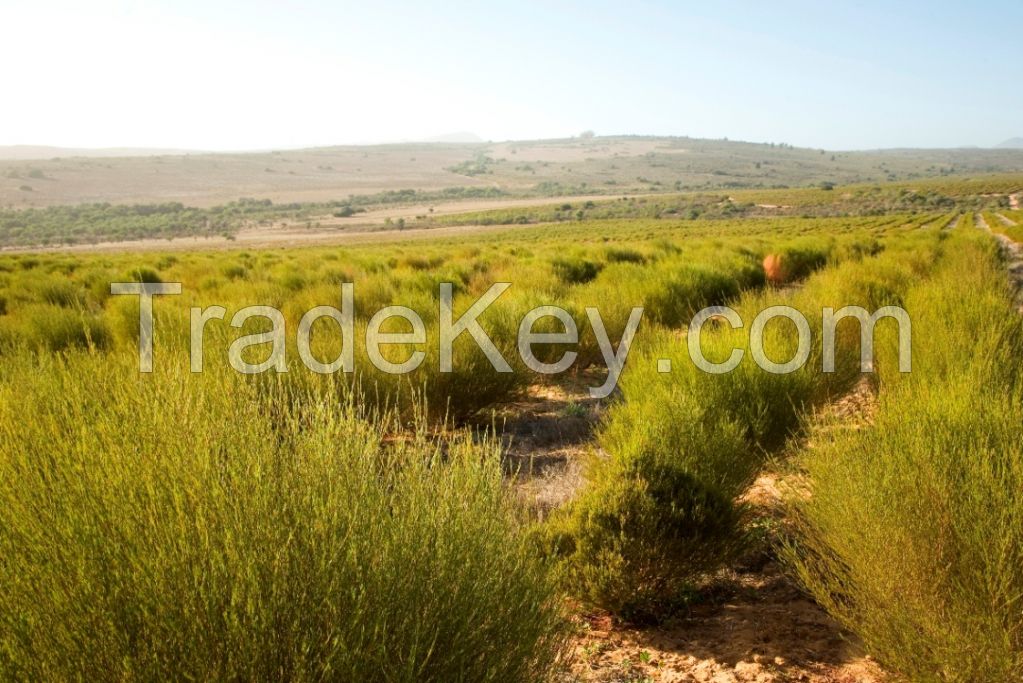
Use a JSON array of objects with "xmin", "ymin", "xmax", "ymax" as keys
[{"xmin": 1, "ymin": 0, "xmax": 1020, "ymax": 151}]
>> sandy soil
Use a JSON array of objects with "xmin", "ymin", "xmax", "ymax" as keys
[
  {"xmin": 6, "ymin": 136, "xmax": 1020, "ymax": 210},
  {"xmin": 488, "ymin": 138, "xmax": 670, "ymax": 164},
  {"xmin": 569, "ymin": 563, "xmax": 886, "ymax": 683},
  {"xmin": 0, "ymin": 137, "xmax": 672, "ymax": 209},
  {"xmin": 312, "ymin": 193, "xmax": 642, "ymax": 229},
  {"xmin": 500, "ymin": 371, "xmax": 610, "ymax": 517},
  {"xmin": 0, "ymin": 144, "xmax": 489, "ymax": 208}
]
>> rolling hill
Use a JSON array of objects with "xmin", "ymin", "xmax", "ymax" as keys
[{"xmin": 1, "ymin": 136, "xmax": 1022, "ymax": 208}]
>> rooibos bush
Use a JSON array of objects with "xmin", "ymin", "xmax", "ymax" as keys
[{"xmin": 0, "ymin": 353, "xmax": 569, "ymax": 681}]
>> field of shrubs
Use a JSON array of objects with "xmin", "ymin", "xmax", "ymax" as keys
[{"xmin": 0, "ymin": 196, "xmax": 1021, "ymax": 680}]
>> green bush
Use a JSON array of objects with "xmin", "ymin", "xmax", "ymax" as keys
[
  {"xmin": 35, "ymin": 279, "xmax": 84, "ymax": 308},
  {"xmin": 121, "ymin": 266, "xmax": 162, "ymax": 283},
  {"xmin": 0, "ymin": 354, "xmax": 569, "ymax": 681},
  {"xmin": 7, "ymin": 304, "xmax": 111, "ymax": 351},
  {"xmin": 551, "ymin": 256, "xmax": 601, "ymax": 284},
  {"xmin": 642, "ymin": 262, "xmax": 744, "ymax": 327},
  {"xmin": 604, "ymin": 246, "xmax": 647, "ymax": 264},
  {"xmin": 222, "ymin": 263, "xmax": 247, "ymax": 280},
  {"xmin": 541, "ymin": 393, "xmax": 751, "ymax": 620}
]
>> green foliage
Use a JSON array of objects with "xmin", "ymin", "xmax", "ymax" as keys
[
  {"xmin": 785, "ymin": 232, "xmax": 1023, "ymax": 681},
  {"xmin": 769, "ymin": 240, "xmax": 830, "ymax": 283},
  {"xmin": 551, "ymin": 256, "xmax": 602, "ymax": 284},
  {"xmin": 122, "ymin": 266, "xmax": 162, "ymax": 283},
  {"xmin": 2, "ymin": 173, "xmax": 1015, "ymax": 248},
  {"xmin": 0, "ymin": 354, "xmax": 569, "ymax": 681},
  {"xmin": 446, "ymin": 153, "xmax": 495, "ymax": 176},
  {"xmin": 0, "ymin": 188, "xmax": 509, "ymax": 247},
  {"xmin": 544, "ymin": 232, "xmax": 938, "ymax": 620},
  {"xmin": 0, "ymin": 304, "xmax": 110, "ymax": 352},
  {"xmin": 540, "ymin": 392, "xmax": 751, "ymax": 620}
]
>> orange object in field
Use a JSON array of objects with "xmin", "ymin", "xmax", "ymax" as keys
[{"xmin": 763, "ymin": 253, "xmax": 786, "ymax": 284}]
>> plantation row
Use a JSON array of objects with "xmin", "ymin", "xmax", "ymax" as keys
[
  {"xmin": 428, "ymin": 183, "xmax": 1002, "ymax": 228},
  {"xmin": 0, "ymin": 211, "xmax": 1020, "ymax": 680}
]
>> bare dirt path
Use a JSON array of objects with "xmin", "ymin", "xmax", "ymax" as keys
[
  {"xmin": 499, "ymin": 371, "xmax": 609, "ymax": 516},
  {"xmin": 570, "ymin": 561, "xmax": 886, "ymax": 683}
]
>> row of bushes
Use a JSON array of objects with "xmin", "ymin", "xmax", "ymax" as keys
[
  {"xmin": 786, "ymin": 230, "xmax": 1023, "ymax": 681},
  {"xmin": 541, "ymin": 229, "xmax": 942, "ymax": 619},
  {"xmin": 986, "ymin": 210, "xmax": 1023, "ymax": 242}
]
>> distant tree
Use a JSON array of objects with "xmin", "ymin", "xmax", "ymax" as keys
[{"xmin": 579, "ymin": 130, "xmax": 595, "ymax": 139}]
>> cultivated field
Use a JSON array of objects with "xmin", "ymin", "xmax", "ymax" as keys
[{"xmin": 1, "ymin": 171, "xmax": 1022, "ymax": 681}]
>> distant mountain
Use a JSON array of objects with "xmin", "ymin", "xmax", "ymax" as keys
[
  {"xmin": 995, "ymin": 137, "xmax": 1023, "ymax": 149},
  {"xmin": 0, "ymin": 145, "xmax": 202, "ymax": 160},
  {"xmin": 421, "ymin": 132, "xmax": 484, "ymax": 143}
]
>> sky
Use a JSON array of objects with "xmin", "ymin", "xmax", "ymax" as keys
[{"xmin": 1, "ymin": 0, "xmax": 1020, "ymax": 151}]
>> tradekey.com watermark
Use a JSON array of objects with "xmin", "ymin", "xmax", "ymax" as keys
[{"xmin": 111, "ymin": 282, "xmax": 912, "ymax": 398}]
